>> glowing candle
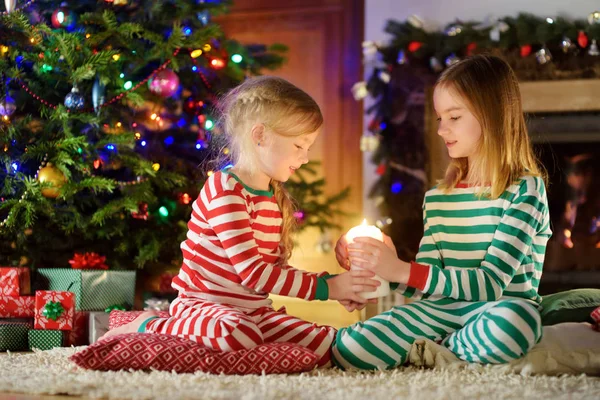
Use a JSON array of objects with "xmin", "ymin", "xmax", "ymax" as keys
[{"xmin": 345, "ymin": 219, "xmax": 390, "ymax": 299}]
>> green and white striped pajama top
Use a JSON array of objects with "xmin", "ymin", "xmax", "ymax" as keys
[{"xmin": 333, "ymin": 176, "xmax": 552, "ymax": 370}]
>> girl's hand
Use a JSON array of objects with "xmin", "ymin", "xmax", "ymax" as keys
[
  {"xmin": 336, "ymin": 231, "xmax": 397, "ymax": 270},
  {"xmin": 339, "ymin": 298, "xmax": 377, "ymax": 312},
  {"xmin": 327, "ymin": 270, "xmax": 380, "ymax": 303},
  {"xmin": 348, "ymin": 237, "xmax": 410, "ymax": 284}
]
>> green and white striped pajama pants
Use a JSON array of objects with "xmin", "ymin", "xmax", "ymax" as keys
[{"xmin": 332, "ymin": 298, "xmax": 542, "ymax": 370}]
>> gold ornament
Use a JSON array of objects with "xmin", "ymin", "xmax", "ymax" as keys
[
  {"xmin": 113, "ymin": 0, "xmax": 128, "ymax": 5},
  {"xmin": 38, "ymin": 164, "xmax": 67, "ymax": 198}
]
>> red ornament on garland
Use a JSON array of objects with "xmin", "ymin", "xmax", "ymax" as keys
[
  {"xmin": 520, "ymin": 44, "xmax": 532, "ymax": 57},
  {"xmin": 69, "ymin": 252, "xmax": 109, "ymax": 270},
  {"xmin": 376, "ymin": 163, "xmax": 387, "ymax": 176},
  {"xmin": 148, "ymin": 69, "xmax": 180, "ymax": 97},
  {"xmin": 578, "ymin": 31, "xmax": 589, "ymax": 48},
  {"xmin": 408, "ymin": 41, "xmax": 423, "ymax": 53}
]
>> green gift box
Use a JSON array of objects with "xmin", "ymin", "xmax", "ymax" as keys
[
  {"xmin": 0, "ymin": 321, "xmax": 31, "ymax": 351},
  {"xmin": 36, "ymin": 269, "xmax": 136, "ymax": 311},
  {"xmin": 28, "ymin": 329, "xmax": 65, "ymax": 351}
]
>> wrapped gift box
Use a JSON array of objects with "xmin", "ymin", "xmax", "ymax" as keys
[
  {"xmin": 0, "ymin": 296, "xmax": 35, "ymax": 318},
  {"xmin": 0, "ymin": 320, "xmax": 32, "ymax": 351},
  {"xmin": 28, "ymin": 329, "xmax": 65, "ymax": 351},
  {"xmin": 36, "ymin": 269, "xmax": 136, "ymax": 311},
  {"xmin": 0, "ymin": 267, "xmax": 31, "ymax": 297},
  {"xmin": 34, "ymin": 291, "xmax": 75, "ymax": 331},
  {"xmin": 89, "ymin": 311, "xmax": 110, "ymax": 344},
  {"xmin": 66, "ymin": 311, "xmax": 89, "ymax": 347}
]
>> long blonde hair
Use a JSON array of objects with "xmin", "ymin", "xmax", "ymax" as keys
[
  {"xmin": 217, "ymin": 76, "xmax": 323, "ymax": 263},
  {"xmin": 436, "ymin": 54, "xmax": 545, "ymax": 198}
]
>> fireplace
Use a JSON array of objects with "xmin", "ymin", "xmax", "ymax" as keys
[{"xmin": 423, "ymin": 79, "xmax": 600, "ymax": 295}]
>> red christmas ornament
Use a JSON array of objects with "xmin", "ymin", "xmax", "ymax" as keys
[
  {"xmin": 148, "ymin": 69, "xmax": 180, "ymax": 97},
  {"xmin": 578, "ymin": 31, "xmax": 589, "ymax": 48},
  {"xmin": 466, "ymin": 42, "xmax": 477, "ymax": 56},
  {"xmin": 376, "ymin": 163, "xmax": 387, "ymax": 176},
  {"xmin": 408, "ymin": 41, "xmax": 423, "ymax": 53},
  {"xmin": 69, "ymin": 252, "xmax": 109, "ymax": 270},
  {"xmin": 520, "ymin": 44, "xmax": 532, "ymax": 57},
  {"xmin": 368, "ymin": 118, "xmax": 381, "ymax": 133},
  {"xmin": 132, "ymin": 202, "xmax": 149, "ymax": 220}
]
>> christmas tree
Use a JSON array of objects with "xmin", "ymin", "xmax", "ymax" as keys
[{"xmin": 0, "ymin": 0, "xmax": 348, "ymax": 272}]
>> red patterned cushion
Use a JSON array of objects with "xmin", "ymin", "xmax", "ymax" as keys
[
  {"xmin": 69, "ymin": 333, "xmax": 319, "ymax": 375},
  {"xmin": 109, "ymin": 310, "xmax": 170, "ymax": 330}
]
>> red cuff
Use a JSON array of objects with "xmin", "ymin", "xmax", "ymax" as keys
[{"xmin": 407, "ymin": 261, "xmax": 430, "ymax": 290}]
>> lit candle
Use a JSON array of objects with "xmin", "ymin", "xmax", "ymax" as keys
[{"xmin": 345, "ymin": 219, "xmax": 390, "ymax": 299}]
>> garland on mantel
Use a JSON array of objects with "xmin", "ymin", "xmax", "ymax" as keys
[{"xmin": 352, "ymin": 11, "xmax": 600, "ymax": 261}]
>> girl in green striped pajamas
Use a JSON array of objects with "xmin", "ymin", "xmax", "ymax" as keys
[{"xmin": 332, "ymin": 54, "xmax": 552, "ymax": 370}]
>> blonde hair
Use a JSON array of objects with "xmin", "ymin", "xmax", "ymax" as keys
[
  {"xmin": 436, "ymin": 54, "xmax": 545, "ymax": 198},
  {"xmin": 217, "ymin": 76, "xmax": 323, "ymax": 263}
]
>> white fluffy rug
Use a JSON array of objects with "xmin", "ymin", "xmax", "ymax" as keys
[{"xmin": 0, "ymin": 346, "xmax": 599, "ymax": 400}]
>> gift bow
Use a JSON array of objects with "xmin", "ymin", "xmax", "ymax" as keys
[{"xmin": 43, "ymin": 301, "xmax": 64, "ymax": 321}]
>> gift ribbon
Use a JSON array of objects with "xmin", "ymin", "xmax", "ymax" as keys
[{"xmin": 43, "ymin": 301, "xmax": 64, "ymax": 321}]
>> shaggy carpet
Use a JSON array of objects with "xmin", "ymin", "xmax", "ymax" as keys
[{"xmin": 0, "ymin": 346, "xmax": 599, "ymax": 400}]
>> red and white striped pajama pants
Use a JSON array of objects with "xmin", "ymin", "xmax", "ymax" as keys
[{"xmin": 145, "ymin": 296, "xmax": 337, "ymax": 367}]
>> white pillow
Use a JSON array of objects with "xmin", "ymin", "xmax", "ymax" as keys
[{"xmin": 509, "ymin": 322, "xmax": 600, "ymax": 376}]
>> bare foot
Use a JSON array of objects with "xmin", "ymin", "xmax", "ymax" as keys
[{"xmin": 98, "ymin": 311, "xmax": 159, "ymax": 342}]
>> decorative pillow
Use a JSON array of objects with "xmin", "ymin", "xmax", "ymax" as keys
[
  {"xmin": 592, "ymin": 306, "xmax": 600, "ymax": 331},
  {"xmin": 69, "ymin": 333, "xmax": 319, "ymax": 375},
  {"xmin": 540, "ymin": 289, "xmax": 600, "ymax": 326},
  {"xmin": 109, "ymin": 310, "xmax": 170, "ymax": 330}
]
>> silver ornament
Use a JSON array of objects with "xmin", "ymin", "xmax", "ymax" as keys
[
  {"xmin": 588, "ymin": 11, "xmax": 600, "ymax": 25},
  {"xmin": 430, "ymin": 57, "xmax": 443, "ymax": 72},
  {"xmin": 4, "ymin": 0, "xmax": 16, "ymax": 13},
  {"xmin": 589, "ymin": 39, "xmax": 599, "ymax": 56},
  {"xmin": 535, "ymin": 46, "xmax": 552, "ymax": 64},
  {"xmin": 92, "ymin": 77, "xmax": 106, "ymax": 113},
  {"xmin": 378, "ymin": 70, "xmax": 391, "ymax": 83},
  {"xmin": 407, "ymin": 15, "xmax": 424, "ymax": 29}
]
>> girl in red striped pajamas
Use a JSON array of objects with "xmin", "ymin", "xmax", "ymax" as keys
[{"xmin": 101, "ymin": 76, "xmax": 380, "ymax": 366}]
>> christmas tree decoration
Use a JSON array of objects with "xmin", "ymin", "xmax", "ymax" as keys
[
  {"xmin": 489, "ymin": 20, "xmax": 509, "ymax": 42},
  {"xmin": 429, "ymin": 57, "xmax": 443, "ymax": 72},
  {"xmin": 51, "ymin": 7, "xmax": 76, "ymax": 30},
  {"xmin": 408, "ymin": 41, "xmax": 423, "ymax": 53},
  {"xmin": 444, "ymin": 23, "xmax": 463, "ymax": 36},
  {"xmin": 0, "ymin": 96, "xmax": 15, "ymax": 116},
  {"xmin": 590, "ymin": 40, "xmax": 599, "ymax": 56},
  {"xmin": 536, "ymin": 46, "xmax": 552, "ymax": 64},
  {"xmin": 445, "ymin": 53, "xmax": 460, "ymax": 67},
  {"xmin": 360, "ymin": 134, "xmax": 379, "ymax": 152},
  {"xmin": 148, "ymin": 69, "xmax": 180, "ymax": 97},
  {"xmin": 396, "ymin": 50, "xmax": 407, "ymax": 64},
  {"xmin": 466, "ymin": 42, "xmax": 477, "ymax": 56},
  {"xmin": 378, "ymin": 70, "xmax": 391, "ymax": 83},
  {"xmin": 92, "ymin": 76, "xmax": 106, "ymax": 113},
  {"xmin": 560, "ymin": 37, "xmax": 573, "ymax": 53},
  {"xmin": 37, "ymin": 164, "xmax": 67, "ymax": 199},
  {"xmin": 64, "ymin": 86, "xmax": 85, "ymax": 109},
  {"xmin": 131, "ymin": 202, "xmax": 149, "ymax": 220},
  {"xmin": 588, "ymin": 11, "xmax": 600, "ymax": 25},
  {"xmin": 4, "ymin": 0, "xmax": 16, "ymax": 13},
  {"xmin": 69, "ymin": 252, "xmax": 109, "ymax": 270},
  {"xmin": 197, "ymin": 10, "xmax": 210, "ymax": 26},
  {"xmin": 376, "ymin": 163, "xmax": 387, "ymax": 176},
  {"xmin": 293, "ymin": 210, "xmax": 306, "ymax": 224},
  {"xmin": 520, "ymin": 44, "xmax": 532, "ymax": 57},
  {"xmin": 351, "ymin": 81, "xmax": 368, "ymax": 100},
  {"xmin": 578, "ymin": 31, "xmax": 589, "ymax": 48},
  {"xmin": 209, "ymin": 58, "xmax": 226, "ymax": 69},
  {"xmin": 113, "ymin": 0, "xmax": 129, "ymax": 5}
]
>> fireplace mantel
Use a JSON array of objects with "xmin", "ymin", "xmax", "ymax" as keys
[{"xmin": 424, "ymin": 79, "xmax": 600, "ymax": 184}]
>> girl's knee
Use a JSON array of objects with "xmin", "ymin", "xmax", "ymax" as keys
[{"xmin": 332, "ymin": 325, "xmax": 404, "ymax": 371}]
